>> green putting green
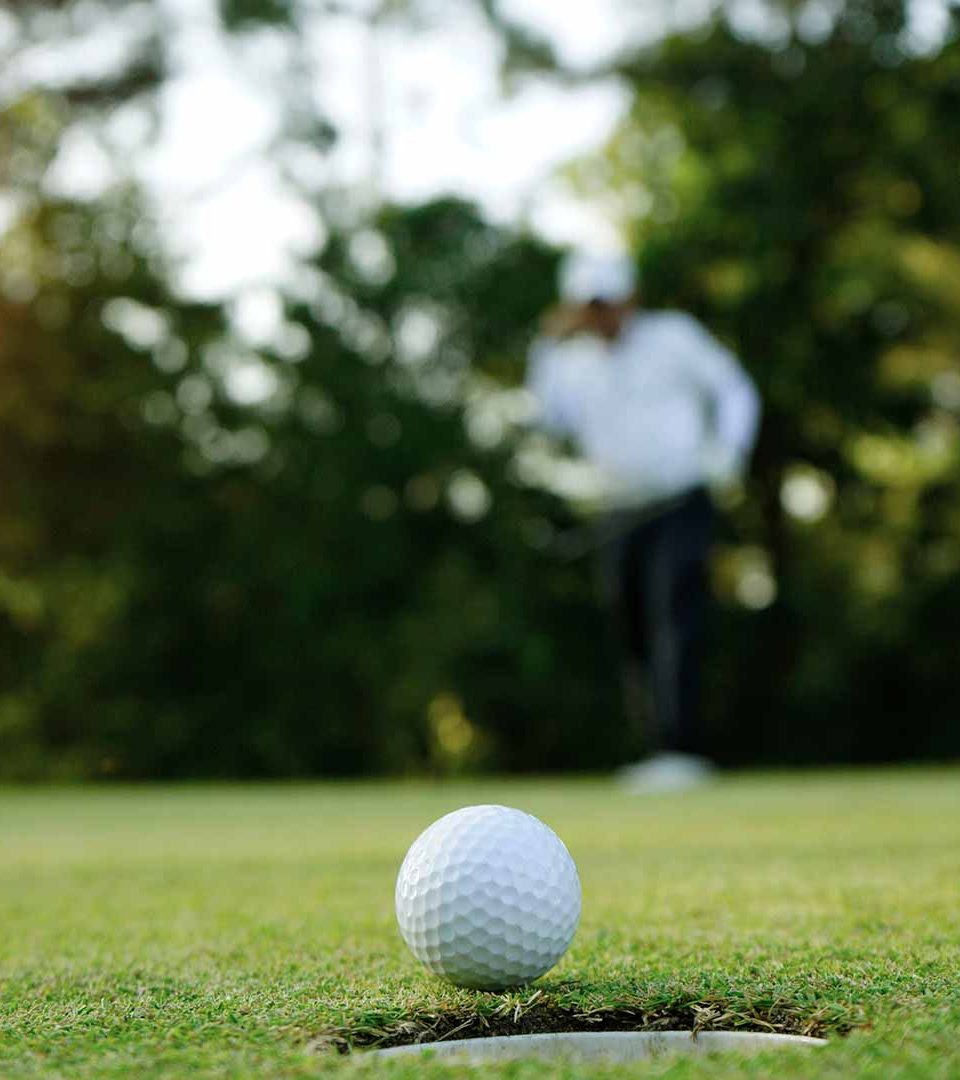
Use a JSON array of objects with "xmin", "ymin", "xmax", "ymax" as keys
[{"xmin": 2, "ymin": 769, "xmax": 958, "ymax": 1077}]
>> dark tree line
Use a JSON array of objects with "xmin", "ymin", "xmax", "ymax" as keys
[{"xmin": 1, "ymin": 0, "xmax": 959, "ymax": 776}]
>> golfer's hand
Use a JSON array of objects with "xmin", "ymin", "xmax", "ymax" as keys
[
  {"xmin": 704, "ymin": 444, "xmax": 746, "ymax": 506},
  {"xmin": 540, "ymin": 304, "xmax": 586, "ymax": 339}
]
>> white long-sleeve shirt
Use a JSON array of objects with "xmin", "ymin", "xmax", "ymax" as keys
[{"xmin": 526, "ymin": 310, "xmax": 760, "ymax": 510}]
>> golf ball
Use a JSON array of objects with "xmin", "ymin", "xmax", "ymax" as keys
[{"xmin": 395, "ymin": 804, "xmax": 581, "ymax": 990}]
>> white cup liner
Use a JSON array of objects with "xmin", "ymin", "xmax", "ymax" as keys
[{"xmin": 371, "ymin": 1029, "xmax": 827, "ymax": 1063}]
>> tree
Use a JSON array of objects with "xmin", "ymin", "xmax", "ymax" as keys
[
  {"xmin": 4, "ymin": 0, "xmax": 960, "ymax": 777},
  {"xmin": 561, "ymin": 1, "xmax": 960, "ymax": 760}
]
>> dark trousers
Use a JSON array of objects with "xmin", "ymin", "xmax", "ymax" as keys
[{"xmin": 601, "ymin": 487, "xmax": 714, "ymax": 756}]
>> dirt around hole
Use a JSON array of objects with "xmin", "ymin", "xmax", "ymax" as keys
[{"xmin": 316, "ymin": 992, "xmax": 859, "ymax": 1054}]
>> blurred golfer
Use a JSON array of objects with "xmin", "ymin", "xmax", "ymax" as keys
[{"xmin": 527, "ymin": 252, "xmax": 760, "ymax": 792}]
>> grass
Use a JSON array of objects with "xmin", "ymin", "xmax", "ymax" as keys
[{"xmin": 1, "ymin": 768, "xmax": 959, "ymax": 1078}]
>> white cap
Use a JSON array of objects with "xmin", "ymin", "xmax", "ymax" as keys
[{"xmin": 560, "ymin": 251, "xmax": 637, "ymax": 304}]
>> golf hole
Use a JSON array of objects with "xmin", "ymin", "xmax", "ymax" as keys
[{"xmin": 370, "ymin": 1029, "xmax": 827, "ymax": 1063}]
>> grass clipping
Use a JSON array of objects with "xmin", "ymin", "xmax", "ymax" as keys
[{"xmin": 317, "ymin": 987, "xmax": 859, "ymax": 1054}]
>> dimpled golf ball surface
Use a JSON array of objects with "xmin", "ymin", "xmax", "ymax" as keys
[{"xmin": 395, "ymin": 804, "xmax": 581, "ymax": 990}]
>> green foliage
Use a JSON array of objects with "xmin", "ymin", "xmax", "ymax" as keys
[
  {"xmin": 220, "ymin": 0, "xmax": 293, "ymax": 31},
  {"xmin": 563, "ymin": 7, "xmax": 960, "ymax": 762},
  {"xmin": 0, "ymin": 187, "xmax": 621, "ymax": 778},
  {"xmin": 3, "ymin": 1, "xmax": 960, "ymax": 776}
]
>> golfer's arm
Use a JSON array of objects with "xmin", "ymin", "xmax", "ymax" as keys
[
  {"xmin": 525, "ymin": 337, "xmax": 578, "ymax": 437},
  {"xmin": 687, "ymin": 320, "xmax": 760, "ymax": 465},
  {"xmin": 713, "ymin": 360, "xmax": 760, "ymax": 464}
]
